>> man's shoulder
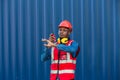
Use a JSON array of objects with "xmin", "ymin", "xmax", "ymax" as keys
[{"xmin": 69, "ymin": 40, "xmax": 79, "ymax": 46}]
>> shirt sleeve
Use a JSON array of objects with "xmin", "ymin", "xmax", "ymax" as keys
[
  {"xmin": 56, "ymin": 41, "xmax": 79, "ymax": 57},
  {"xmin": 41, "ymin": 47, "xmax": 51, "ymax": 62}
]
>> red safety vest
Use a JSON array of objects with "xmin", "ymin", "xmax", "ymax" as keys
[{"xmin": 50, "ymin": 40, "xmax": 80, "ymax": 80}]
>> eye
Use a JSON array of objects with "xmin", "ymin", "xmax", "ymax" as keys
[
  {"xmin": 64, "ymin": 29, "xmax": 68, "ymax": 32},
  {"xmin": 59, "ymin": 28, "xmax": 62, "ymax": 31}
]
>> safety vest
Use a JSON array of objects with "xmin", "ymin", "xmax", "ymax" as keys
[{"xmin": 50, "ymin": 40, "xmax": 79, "ymax": 80}]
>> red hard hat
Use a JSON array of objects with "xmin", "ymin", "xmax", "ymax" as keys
[{"xmin": 58, "ymin": 20, "xmax": 72, "ymax": 32}]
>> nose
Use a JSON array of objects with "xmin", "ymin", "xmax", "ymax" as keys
[{"xmin": 60, "ymin": 30, "xmax": 63, "ymax": 33}]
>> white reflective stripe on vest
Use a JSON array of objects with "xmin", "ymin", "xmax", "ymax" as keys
[
  {"xmin": 67, "ymin": 52, "xmax": 70, "ymax": 60},
  {"xmin": 68, "ymin": 40, "xmax": 73, "ymax": 46},
  {"xmin": 52, "ymin": 60, "xmax": 76, "ymax": 64},
  {"xmin": 51, "ymin": 70, "xmax": 75, "ymax": 74},
  {"xmin": 51, "ymin": 47, "xmax": 54, "ymax": 60}
]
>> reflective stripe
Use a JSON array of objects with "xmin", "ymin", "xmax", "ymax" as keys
[
  {"xmin": 67, "ymin": 40, "xmax": 73, "ymax": 46},
  {"xmin": 67, "ymin": 52, "xmax": 70, "ymax": 60},
  {"xmin": 51, "ymin": 70, "xmax": 75, "ymax": 74},
  {"xmin": 51, "ymin": 47, "xmax": 54, "ymax": 60},
  {"xmin": 52, "ymin": 60, "xmax": 76, "ymax": 64},
  {"xmin": 67, "ymin": 40, "xmax": 73, "ymax": 60}
]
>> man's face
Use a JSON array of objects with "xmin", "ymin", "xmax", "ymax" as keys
[{"xmin": 58, "ymin": 27, "xmax": 70, "ymax": 38}]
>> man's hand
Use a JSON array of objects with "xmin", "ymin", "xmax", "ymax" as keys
[
  {"xmin": 49, "ymin": 33, "xmax": 56, "ymax": 42},
  {"xmin": 42, "ymin": 39, "xmax": 57, "ymax": 48}
]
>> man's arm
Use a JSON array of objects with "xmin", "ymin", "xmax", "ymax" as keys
[
  {"xmin": 41, "ymin": 39, "xmax": 79, "ymax": 58},
  {"xmin": 41, "ymin": 48, "xmax": 51, "ymax": 62}
]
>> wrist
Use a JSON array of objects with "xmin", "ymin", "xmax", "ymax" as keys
[{"xmin": 53, "ymin": 44, "xmax": 57, "ymax": 47}]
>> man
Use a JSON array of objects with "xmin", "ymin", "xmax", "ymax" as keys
[{"xmin": 41, "ymin": 20, "xmax": 80, "ymax": 80}]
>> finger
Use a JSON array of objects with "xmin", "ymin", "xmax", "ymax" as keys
[
  {"xmin": 49, "ymin": 36, "xmax": 55, "ymax": 39},
  {"xmin": 51, "ymin": 37, "xmax": 55, "ymax": 39},
  {"xmin": 44, "ymin": 44, "xmax": 51, "ymax": 47},
  {"xmin": 44, "ymin": 44, "xmax": 49, "ymax": 47},
  {"xmin": 49, "ymin": 36, "xmax": 56, "ymax": 41},
  {"xmin": 42, "ymin": 39, "xmax": 52, "ymax": 43},
  {"xmin": 49, "ymin": 38, "xmax": 53, "ymax": 42},
  {"xmin": 49, "ymin": 37, "xmax": 54, "ymax": 41},
  {"xmin": 44, "ymin": 44, "xmax": 48, "ymax": 46},
  {"xmin": 46, "ymin": 40, "xmax": 51, "ymax": 43},
  {"xmin": 41, "ymin": 39, "xmax": 48, "ymax": 42}
]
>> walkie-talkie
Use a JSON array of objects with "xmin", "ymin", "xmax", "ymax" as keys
[{"xmin": 50, "ymin": 33, "xmax": 56, "ymax": 42}]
